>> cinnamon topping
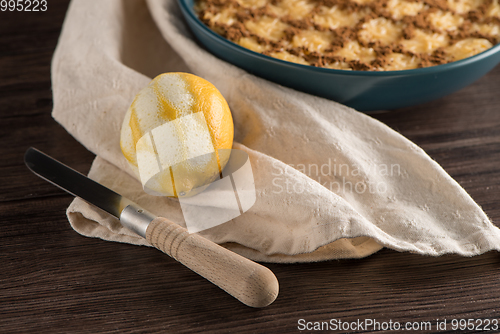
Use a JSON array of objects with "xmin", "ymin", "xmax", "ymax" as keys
[{"xmin": 196, "ymin": 0, "xmax": 500, "ymax": 70}]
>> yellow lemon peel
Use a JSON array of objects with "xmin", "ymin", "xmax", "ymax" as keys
[{"xmin": 120, "ymin": 73, "xmax": 234, "ymax": 197}]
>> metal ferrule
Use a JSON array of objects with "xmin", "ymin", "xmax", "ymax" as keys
[{"xmin": 120, "ymin": 204, "xmax": 156, "ymax": 238}]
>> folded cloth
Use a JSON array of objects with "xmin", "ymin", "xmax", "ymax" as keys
[{"xmin": 51, "ymin": 0, "xmax": 500, "ymax": 262}]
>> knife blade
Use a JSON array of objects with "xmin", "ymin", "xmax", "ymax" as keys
[{"xmin": 24, "ymin": 147, "xmax": 279, "ymax": 307}]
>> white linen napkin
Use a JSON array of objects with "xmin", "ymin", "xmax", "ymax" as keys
[{"xmin": 51, "ymin": 0, "xmax": 500, "ymax": 262}]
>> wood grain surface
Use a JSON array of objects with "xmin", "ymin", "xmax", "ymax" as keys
[{"xmin": 1, "ymin": 1, "xmax": 500, "ymax": 333}]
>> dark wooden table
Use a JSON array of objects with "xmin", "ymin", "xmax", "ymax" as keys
[{"xmin": 2, "ymin": 1, "xmax": 500, "ymax": 333}]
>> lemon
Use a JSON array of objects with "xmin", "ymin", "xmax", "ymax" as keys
[{"xmin": 120, "ymin": 73, "xmax": 234, "ymax": 197}]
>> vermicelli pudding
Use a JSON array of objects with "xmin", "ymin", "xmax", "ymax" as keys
[{"xmin": 196, "ymin": 0, "xmax": 500, "ymax": 70}]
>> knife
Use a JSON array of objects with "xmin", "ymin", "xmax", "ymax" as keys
[{"xmin": 24, "ymin": 147, "xmax": 279, "ymax": 308}]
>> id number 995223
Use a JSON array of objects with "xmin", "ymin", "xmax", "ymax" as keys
[{"xmin": 1, "ymin": 0, "xmax": 47, "ymax": 11}]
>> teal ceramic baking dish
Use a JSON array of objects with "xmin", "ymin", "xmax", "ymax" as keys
[{"xmin": 177, "ymin": 0, "xmax": 500, "ymax": 111}]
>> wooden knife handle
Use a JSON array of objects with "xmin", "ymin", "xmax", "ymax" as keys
[{"xmin": 145, "ymin": 217, "xmax": 279, "ymax": 308}]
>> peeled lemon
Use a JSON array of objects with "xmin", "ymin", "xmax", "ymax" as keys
[{"xmin": 120, "ymin": 73, "xmax": 234, "ymax": 197}]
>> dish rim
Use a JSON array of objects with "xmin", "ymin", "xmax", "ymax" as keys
[{"xmin": 179, "ymin": 0, "xmax": 500, "ymax": 77}]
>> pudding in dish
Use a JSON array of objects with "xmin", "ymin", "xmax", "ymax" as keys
[{"xmin": 196, "ymin": 0, "xmax": 500, "ymax": 70}]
